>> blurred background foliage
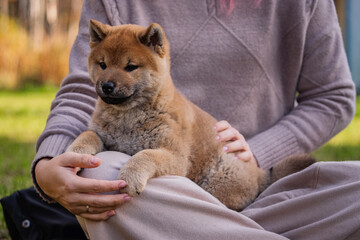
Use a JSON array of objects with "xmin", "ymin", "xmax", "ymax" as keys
[
  {"xmin": 0, "ymin": 0, "xmax": 82, "ymax": 89},
  {"xmin": 0, "ymin": 1, "xmax": 82, "ymax": 238}
]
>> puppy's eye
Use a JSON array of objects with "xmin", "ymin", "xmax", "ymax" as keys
[
  {"xmin": 99, "ymin": 62, "xmax": 107, "ymax": 70},
  {"xmin": 124, "ymin": 64, "xmax": 138, "ymax": 72}
]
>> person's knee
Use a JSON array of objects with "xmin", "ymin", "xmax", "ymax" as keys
[
  {"xmin": 79, "ymin": 151, "xmax": 131, "ymax": 181},
  {"xmin": 96, "ymin": 151, "xmax": 131, "ymax": 167}
]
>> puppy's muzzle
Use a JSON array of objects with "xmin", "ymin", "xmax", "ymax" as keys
[{"xmin": 97, "ymin": 81, "xmax": 136, "ymax": 105}]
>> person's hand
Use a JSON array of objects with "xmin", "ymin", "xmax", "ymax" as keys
[
  {"xmin": 35, "ymin": 152, "xmax": 131, "ymax": 221},
  {"xmin": 214, "ymin": 120, "xmax": 258, "ymax": 166}
]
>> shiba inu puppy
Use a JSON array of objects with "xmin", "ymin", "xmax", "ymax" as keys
[{"xmin": 67, "ymin": 19, "xmax": 314, "ymax": 210}]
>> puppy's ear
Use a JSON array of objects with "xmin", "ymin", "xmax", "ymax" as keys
[
  {"xmin": 89, "ymin": 19, "xmax": 110, "ymax": 47},
  {"xmin": 139, "ymin": 23, "xmax": 166, "ymax": 57}
]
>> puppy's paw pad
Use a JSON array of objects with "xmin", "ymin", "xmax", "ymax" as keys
[
  {"xmin": 119, "ymin": 185, "xmax": 143, "ymax": 197},
  {"xmin": 118, "ymin": 171, "xmax": 147, "ymax": 197}
]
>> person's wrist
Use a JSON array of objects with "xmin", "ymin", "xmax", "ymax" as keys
[
  {"xmin": 35, "ymin": 158, "xmax": 51, "ymax": 174},
  {"xmin": 34, "ymin": 158, "xmax": 52, "ymax": 189}
]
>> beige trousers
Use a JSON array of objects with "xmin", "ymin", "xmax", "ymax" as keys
[{"xmin": 77, "ymin": 151, "xmax": 360, "ymax": 240}]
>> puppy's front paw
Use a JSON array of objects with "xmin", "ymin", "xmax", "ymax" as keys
[{"xmin": 117, "ymin": 168, "xmax": 148, "ymax": 196}]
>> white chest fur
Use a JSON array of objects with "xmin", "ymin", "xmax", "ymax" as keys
[{"xmin": 89, "ymin": 105, "xmax": 172, "ymax": 156}]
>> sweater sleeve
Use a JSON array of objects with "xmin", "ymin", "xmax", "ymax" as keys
[
  {"xmin": 248, "ymin": 0, "xmax": 356, "ymax": 170},
  {"xmin": 30, "ymin": 0, "xmax": 113, "ymax": 202}
]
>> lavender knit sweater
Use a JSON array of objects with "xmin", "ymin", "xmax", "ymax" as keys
[{"xmin": 32, "ymin": 0, "xmax": 355, "ymax": 201}]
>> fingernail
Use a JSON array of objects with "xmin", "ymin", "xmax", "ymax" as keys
[
  {"xmin": 118, "ymin": 181, "xmax": 127, "ymax": 188},
  {"xmin": 90, "ymin": 157, "xmax": 101, "ymax": 165},
  {"xmin": 107, "ymin": 210, "xmax": 116, "ymax": 217},
  {"xmin": 216, "ymin": 135, "xmax": 220, "ymax": 141},
  {"xmin": 123, "ymin": 195, "xmax": 132, "ymax": 203},
  {"xmin": 223, "ymin": 146, "xmax": 228, "ymax": 152}
]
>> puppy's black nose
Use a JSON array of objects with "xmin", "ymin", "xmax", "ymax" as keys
[{"xmin": 102, "ymin": 81, "xmax": 116, "ymax": 95}]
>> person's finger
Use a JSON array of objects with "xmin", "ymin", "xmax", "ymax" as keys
[
  {"xmin": 214, "ymin": 120, "xmax": 231, "ymax": 132},
  {"xmin": 217, "ymin": 128, "xmax": 242, "ymax": 142},
  {"xmin": 71, "ymin": 177, "xmax": 128, "ymax": 193},
  {"xmin": 69, "ymin": 193, "xmax": 131, "ymax": 208},
  {"xmin": 223, "ymin": 140, "xmax": 246, "ymax": 153},
  {"xmin": 78, "ymin": 210, "xmax": 117, "ymax": 221},
  {"xmin": 71, "ymin": 204, "xmax": 118, "ymax": 215},
  {"xmin": 57, "ymin": 152, "xmax": 102, "ymax": 169},
  {"xmin": 235, "ymin": 151, "xmax": 253, "ymax": 162}
]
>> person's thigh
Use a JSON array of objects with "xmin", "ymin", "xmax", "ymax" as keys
[
  {"xmin": 77, "ymin": 151, "xmax": 287, "ymax": 240},
  {"xmin": 242, "ymin": 161, "xmax": 360, "ymax": 240}
]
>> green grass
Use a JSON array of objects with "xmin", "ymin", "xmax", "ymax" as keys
[
  {"xmin": 313, "ymin": 96, "xmax": 360, "ymax": 161},
  {"xmin": 0, "ymin": 87, "xmax": 359, "ymax": 238},
  {"xmin": 0, "ymin": 86, "xmax": 58, "ymax": 239}
]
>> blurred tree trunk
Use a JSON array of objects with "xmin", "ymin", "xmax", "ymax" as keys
[
  {"xmin": 67, "ymin": 0, "xmax": 82, "ymax": 43},
  {"xmin": 29, "ymin": 0, "xmax": 45, "ymax": 49},
  {"xmin": 18, "ymin": 0, "xmax": 28, "ymax": 26},
  {"xmin": 46, "ymin": 0, "xmax": 58, "ymax": 35},
  {"xmin": 0, "ymin": 0, "xmax": 9, "ymax": 15},
  {"xmin": 18, "ymin": 0, "xmax": 45, "ymax": 49}
]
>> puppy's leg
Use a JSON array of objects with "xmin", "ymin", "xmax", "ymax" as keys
[
  {"xmin": 118, "ymin": 148, "xmax": 188, "ymax": 196},
  {"xmin": 66, "ymin": 130, "xmax": 103, "ymax": 155},
  {"xmin": 200, "ymin": 153, "xmax": 267, "ymax": 211}
]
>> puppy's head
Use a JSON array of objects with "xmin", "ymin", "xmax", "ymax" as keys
[{"xmin": 88, "ymin": 19, "xmax": 170, "ymax": 109}]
